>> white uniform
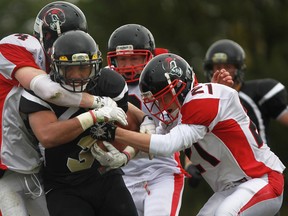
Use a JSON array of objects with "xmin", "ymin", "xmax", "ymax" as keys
[
  {"xmin": 0, "ymin": 33, "xmax": 49, "ymax": 216},
  {"xmin": 150, "ymin": 83, "xmax": 285, "ymax": 216},
  {"xmin": 123, "ymin": 84, "xmax": 185, "ymax": 216}
]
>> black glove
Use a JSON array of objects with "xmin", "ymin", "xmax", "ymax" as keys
[
  {"xmin": 90, "ymin": 122, "xmax": 117, "ymax": 142},
  {"xmin": 186, "ymin": 164, "xmax": 202, "ymax": 188}
]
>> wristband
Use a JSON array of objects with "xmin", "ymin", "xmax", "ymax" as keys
[
  {"xmin": 122, "ymin": 146, "xmax": 136, "ymax": 162},
  {"xmin": 89, "ymin": 110, "xmax": 97, "ymax": 123},
  {"xmin": 122, "ymin": 151, "xmax": 131, "ymax": 162},
  {"xmin": 76, "ymin": 112, "xmax": 94, "ymax": 131}
]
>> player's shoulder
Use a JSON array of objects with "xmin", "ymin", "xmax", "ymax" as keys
[
  {"xmin": 192, "ymin": 82, "xmax": 236, "ymax": 99},
  {"xmin": 91, "ymin": 67, "xmax": 127, "ymax": 98},
  {"xmin": 245, "ymin": 78, "xmax": 281, "ymax": 88},
  {"xmin": 244, "ymin": 78, "xmax": 286, "ymax": 94},
  {"xmin": 0, "ymin": 33, "xmax": 41, "ymax": 51}
]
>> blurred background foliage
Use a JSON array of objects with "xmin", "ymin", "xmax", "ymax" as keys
[{"xmin": 0, "ymin": 0, "xmax": 287, "ymax": 215}]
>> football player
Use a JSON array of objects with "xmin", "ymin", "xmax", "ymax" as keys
[
  {"xmin": 19, "ymin": 30, "xmax": 138, "ymax": 216},
  {"xmin": 96, "ymin": 53, "xmax": 285, "ymax": 216},
  {"xmin": 0, "ymin": 2, "xmax": 115, "ymax": 216},
  {"xmin": 203, "ymin": 39, "xmax": 288, "ymax": 145},
  {"xmin": 106, "ymin": 24, "xmax": 185, "ymax": 216}
]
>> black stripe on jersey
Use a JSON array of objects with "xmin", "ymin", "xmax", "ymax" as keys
[{"xmin": 20, "ymin": 90, "xmax": 52, "ymax": 114}]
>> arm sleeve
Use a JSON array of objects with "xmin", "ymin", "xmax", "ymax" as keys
[
  {"xmin": 150, "ymin": 124, "xmax": 207, "ymax": 156},
  {"xmin": 30, "ymin": 74, "xmax": 82, "ymax": 107}
]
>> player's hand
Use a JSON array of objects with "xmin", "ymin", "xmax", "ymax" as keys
[
  {"xmin": 90, "ymin": 122, "xmax": 117, "ymax": 142},
  {"xmin": 185, "ymin": 164, "xmax": 202, "ymax": 188},
  {"xmin": 211, "ymin": 69, "xmax": 234, "ymax": 87},
  {"xmin": 92, "ymin": 96, "xmax": 117, "ymax": 109},
  {"xmin": 92, "ymin": 106, "xmax": 128, "ymax": 126},
  {"xmin": 140, "ymin": 115, "xmax": 156, "ymax": 134},
  {"xmin": 91, "ymin": 141, "xmax": 128, "ymax": 170}
]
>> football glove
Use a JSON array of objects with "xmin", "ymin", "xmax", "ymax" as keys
[
  {"xmin": 91, "ymin": 141, "xmax": 128, "ymax": 170},
  {"xmin": 76, "ymin": 106, "xmax": 127, "ymax": 131},
  {"xmin": 140, "ymin": 115, "xmax": 156, "ymax": 134},
  {"xmin": 93, "ymin": 106, "xmax": 127, "ymax": 126},
  {"xmin": 185, "ymin": 164, "xmax": 202, "ymax": 188},
  {"xmin": 90, "ymin": 122, "xmax": 117, "ymax": 142},
  {"xmin": 92, "ymin": 96, "xmax": 117, "ymax": 109}
]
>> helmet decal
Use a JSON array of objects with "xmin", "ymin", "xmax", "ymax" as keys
[
  {"xmin": 44, "ymin": 8, "xmax": 66, "ymax": 32},
  {"xmin": 163, "ymin": 57, "xmax": 183, "ymax": 77},
  {"xmin": 116, "ymin": 45, "xmax": 134, "ymax": 54}
]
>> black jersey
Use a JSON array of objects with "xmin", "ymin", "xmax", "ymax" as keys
[
  {"xmin": 19, "ymin": 68, "xmax": 128, "ymax": 188},
  {"xmin": 239, "ymin": 78, "xmax": 288, "ymax": 144}
]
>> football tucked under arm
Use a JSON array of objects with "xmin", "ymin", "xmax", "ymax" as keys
[
  {"xmin": 91, "ymin": 141, "xmax": 137, "ymax": 171},
  {"xmin": 89, "ymin": 106, "xmax": 141, "ymax": 169}
]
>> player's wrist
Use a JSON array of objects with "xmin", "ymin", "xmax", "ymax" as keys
[
  {"xmin": 76, "ymin": 111, "xmax": 97, "ymax": 130},
  {"xmin": 122, "ymin": 146, "xmax": 136, "ymax": 163}
]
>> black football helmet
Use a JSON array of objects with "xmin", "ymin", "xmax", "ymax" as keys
[
  {"xmin": 203, "ymin": 39, "xmax": 246, "ymax": 84},
  {"xmin": 33, "ymin": 1, "xmax": 88, "ymax": 56},
  {"xmin": 139, "ymin": 53, "xmax": 196, "ymax": 124},
  {"xmin": 107, "ymin": 24, "xmax": 155, "ymax": 83},
  {"xmin": 51, "ymin": 30, "xmax": 102, "ymax": 92}
]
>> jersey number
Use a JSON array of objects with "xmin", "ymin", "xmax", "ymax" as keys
[
  {"xmin": 14, "ymin": 33, "xmax": 29, "ymax": 41},
  {"xmin": 67, "ymin": 136, "xmax": 96, "ymax": 172}
]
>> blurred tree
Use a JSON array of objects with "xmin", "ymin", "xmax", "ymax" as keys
[{"xmin": 0, "ymin": 0, "xmax": 287, "ymax": 215}]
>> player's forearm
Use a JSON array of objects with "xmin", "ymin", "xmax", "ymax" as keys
[
  {"xmin": 115, "ymin": 127, "xmax": 151, "ymax": 152},
  {"xmin": 32, "ymin": 118, "xmax": 84, "ymax": 148}
]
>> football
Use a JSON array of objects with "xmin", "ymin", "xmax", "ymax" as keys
[{"xmin": 96, "ymin": 139, "xmax": 127, "ymax": 152}]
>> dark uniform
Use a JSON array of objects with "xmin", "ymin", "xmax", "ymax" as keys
[
  {"xmin": 20, "ymin": 68, "xmax": 138, "ymax": 216},
  {"xmin": 239, "ymin": 78, "xmax": 288, "ymax": 145}
]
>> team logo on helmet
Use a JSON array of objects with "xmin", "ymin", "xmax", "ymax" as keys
[
  {"xmin": 163, "ymin": 57, "xmax": 183, "ymax": 77},
  {"xmin": 44, "ymin": 8, "xmax": 66, "ymax": 31}
]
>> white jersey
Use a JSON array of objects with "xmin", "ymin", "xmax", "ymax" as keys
[
  {"xmin": 0, "ymin": 33, "xmax": 46, "ymax": 173},
  {"xmin": 122, "ymin": 84, "xmax": 184, "ymax": 187},
  {"xmin": 150, "ymin": 83, "xmax": 285, "ymax": 192}
]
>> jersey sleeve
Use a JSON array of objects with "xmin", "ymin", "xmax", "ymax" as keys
[
  {"xmin": 87, "ymin": 68, "xmax": 129, "ymax": 112},
  {"xmin": 0, "ymin": 34, "xmax": 45, "ymax": 80},
  {"xmin": 19, "ymin": 90, "xmax": 52, "ymax": 114},
  {"xmin": 258, "ymin": 79, "xmax": 288, "ymax": 119}
]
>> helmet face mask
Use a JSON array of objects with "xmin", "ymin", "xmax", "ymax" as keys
[
  {"xmin": 107, "ymin": 24, "xmax": 155, "ymax": 83},
  {"xmin": 107, "ymin": 47, "xmax": 152, "ymax": 82},
  {"xmin": 33, "ymin": 1, "xmax": 88, "ymax": 56},
  {"xmin": 142, "ymin": 79, "xmax": 185, "ymax": 124},
  {"xmin": 140, "ymin": 53, "xmax": 196, "ymax": 124},
  {"xmin": 51, "ymin": 30, "xmax": 102, "ymax": 93}
]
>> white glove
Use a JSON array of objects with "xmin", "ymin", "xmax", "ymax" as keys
[
  {"xmin": 139, "ymin": 115, "xmax": 156, "ymax": 134},
  {"xmin": 76, "ymin": 106, "xmax": 127, "ymax": 131},
  {"xmin": 92, "ymin": 96, "xmax": 117, "ymax": 109},
  {"xmin": 91, "ymin": 141, "xmax": 128, "ymax": 170},
  {"xmin": 93, "ymin": 106, "xmax": 128, "ymax": 126}
]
